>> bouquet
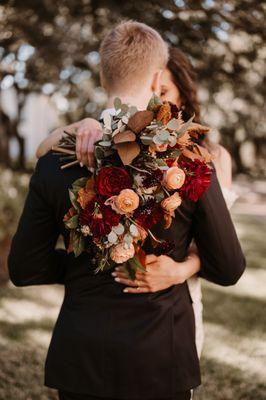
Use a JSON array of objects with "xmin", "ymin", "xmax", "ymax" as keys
[{"xmin": 55, "ymin": 95, "xmax": 213, "ymax": 276}]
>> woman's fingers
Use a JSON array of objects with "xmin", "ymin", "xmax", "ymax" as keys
[
  {"xmin": 76, "ymin": 132, "xmax": 83, "ymax": 162},
  {"xmin": 80, "ymin": 133, "xmax": 90, "ymax": 166},
  {"xmin": 123, "ymin": 287, "xmax": 150, "ymax": 294}
]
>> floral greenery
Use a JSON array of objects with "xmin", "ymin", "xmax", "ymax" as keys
[
  {"xmin": 58, "ymin": 95, "xmax": 212, "ymax": 276},
  {"xmin": 0, "ymin": 167, "xmax": 29, "ymax": 242}
]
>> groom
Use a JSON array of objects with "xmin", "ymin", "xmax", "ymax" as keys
[{"xmin": 8, "ymin": 21, "xmax": 245, "ymax": 400}]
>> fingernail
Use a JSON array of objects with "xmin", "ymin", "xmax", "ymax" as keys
[
  {"xmin": 80, "ymin": 162, "xmax": 83, "ymax": 167},
  {"xmin": 123, "ymin": 289, "xmax": 128, "ymax": 293},
  {"xmin": 114, "ymin": 277, "xmax": 120, "ymax": 282},
  {"xmin": 111, "ymin": 272, "xmax": 117, "ymax": 277}
]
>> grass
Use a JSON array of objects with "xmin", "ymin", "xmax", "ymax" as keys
[{"xmin": 0, "ymin": 213, "xmax": 265, "ymax": 399}]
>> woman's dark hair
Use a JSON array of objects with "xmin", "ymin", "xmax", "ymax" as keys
[{"xmin": 167, "ymin": 47, "xmax": 201, "ymax": 123}]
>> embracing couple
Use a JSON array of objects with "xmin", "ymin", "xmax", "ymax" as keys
[{"xmin": 8, "ymin": 21, "xmax": 245, "ymax": 400}]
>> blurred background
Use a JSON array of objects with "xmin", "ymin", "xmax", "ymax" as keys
[{"xmin": 0, "ymin": 1, "xmax": 265, "ymax": 399}]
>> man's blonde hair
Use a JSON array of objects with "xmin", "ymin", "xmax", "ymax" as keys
[{"xmin": 100, "ymin": 21, "xmax": 169, "ymax": 93}]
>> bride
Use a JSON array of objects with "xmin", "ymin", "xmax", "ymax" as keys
[{"xmin": 37, "ymin": 45, "xmax": 238, "ymax": 358}]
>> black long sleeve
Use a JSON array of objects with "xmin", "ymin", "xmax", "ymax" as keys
[
  {"xmin": 8, "ymin": 159, "xmax": 68, "ymax": 286},
  {"xmin": 192, "ymin": 170, "xmax": 246, "ymax": 286}
]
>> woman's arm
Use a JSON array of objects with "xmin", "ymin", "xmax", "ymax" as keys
[
  {"xmin": 36, "ymin": 118, "xmax": 103, "ymax": 167},
  {"xmin": 112, "ymin": 252, "xmax": 201, "ymax": 293}
]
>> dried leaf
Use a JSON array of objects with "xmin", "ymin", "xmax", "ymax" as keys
[
  {"xmin": 194, "ymin": 144, "xmax": 213, "ymax": 162},
  {"xmin": 156, "ymin": 103, "xmax": 172, "ymax": 125},
  {"xmin": 113, "ymin": 130, "xmax": 136, "ymax": 144},
  {"xmin": 187, "ymin": 123, "xmax": 210, "ymax": 138},
  {"xmin": 115, "ymin": 142, "xmax": 140, "ymax": 165},
  {"xmin": 182, "ymin": 148, "xmax": 203, "ymax": 161},
  {"xmin": 127, "ymin": 110, "xmax": 154, "ymax": 134}
]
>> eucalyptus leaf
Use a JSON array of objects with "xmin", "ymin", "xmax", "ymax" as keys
[
  {"xmin": 140, "ymin": 136, "xmax": 154, "ymax": 145},
  {"xmin": 129, "ymin": 224, "xmax": 139, "ymax": 237},
  {"xmin": 158, "ymin": 130, "xmax": 170, "ymax": 141},
  {"xmin": 113, "ymin": 223, "xmax": 125, "ymax": 235},
  {"xmin": 108, "ymin": 231, "xmax": 118, "ymax": 244},
  {"xmin": 121, "ymin": 103, "xmax": 129, "ymax": 113},
  {"xmin": 167, "ymin": 118, "xmax": 181, "ymax": 131},
  {"xmin": 153, "ymin": 135, "xmax": 165, "ymax": 145},
  {"xmin": 103, "ymin": 111, "xmax": 112, "ymax": 129},
  {"xmin": 147, "ymin": 93, "xmax": 162, "ymax": 111},
  {"xmin": 99, "ymin": 140, "xmax": 112, "ymax": 147},
  {"xmin": 128, "ymin": 106, "xmax": 138, "ymax": 116},
  {"xmin": 114, "ymin": 97, "xmax": 122, "ymax": 110}
]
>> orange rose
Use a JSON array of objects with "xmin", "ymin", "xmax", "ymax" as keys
[
  {"xmin": 161, "ymin": 192, "xmax": 182, "ymax": 213},
  {"xmin": 110, "ymin": 243, "xmax": 135, "ymax": 263},
  {"xmin": 164, "ymin": 167, "xmax": 186, "ymax": 190},
  {"xmin": 115, "ymin": 189, "xmax": 139, "ymax": 214},
  {"xmin": 77, "ymin": 187, "xmax": 95, "ymax": 209}
]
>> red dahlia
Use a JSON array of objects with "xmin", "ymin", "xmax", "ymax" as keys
[
  {"xmin": 133, "ymin": 200, "xmax": 163, "ymax": 230},
  {"xmin": 79, "ymin": 197, "xmax": 120, "ymax": 238},
  {"xmin": 179, "ymin": 160, "xmax": 212, "ymax": 202},
  {"xmin": 95, "ymin": 167, "xmax": 132, "ymax": 197}
]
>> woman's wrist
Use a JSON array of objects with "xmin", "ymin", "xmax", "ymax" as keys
[
  {"xmin": 171, "ymin": 260, "xmax": 187, "ymax": 285},
  {"xmin": 170, "ymin": 253, "xmax": 201, "ymax": 285}
]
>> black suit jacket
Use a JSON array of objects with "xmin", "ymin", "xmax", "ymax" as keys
[{"xmin": 8, "ymin": 152, "xmax": 245, "ymax": 398}]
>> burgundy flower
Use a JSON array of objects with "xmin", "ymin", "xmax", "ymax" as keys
[
  {"xmin": 170, "ymin": 103, "xmax": 180, "ymax": 119},
  {"xmin": 95, "ymin": 167, "xmax": 132, "ymax": 198},
  {"xmin": 133, "ymin": 199, "xmax": 163, "ymax": 230},
  {"xmin": 153, "ymin": 240, "xmax": 175, "ymax": 256},
  {"xmin": 179, "ymin": 160, "xmax": 212, "ymax": 202},
  {"xmin": 79, "ymin": 196, "xmax": 120, "ymax": 238},
  {"xmin": 142, "ymin": 169, "xmax": 163, "ymax": 188}
]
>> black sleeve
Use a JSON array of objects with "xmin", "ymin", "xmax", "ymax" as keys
[
  {"xmin": 8, "ymin": 159, "xmax": 68, "ymax": 287},
  {"xmin": 192, "ymin": 170, "xmax": 246, "ymax": 286}
]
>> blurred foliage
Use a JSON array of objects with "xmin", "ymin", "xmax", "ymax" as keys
[
  {"xmin": 0, "ymin": 0, "xmax": 265, "ymax": 174},
  {"xmin": 0, "ymin": 167, "xmax": 29, "ymax": 241}
]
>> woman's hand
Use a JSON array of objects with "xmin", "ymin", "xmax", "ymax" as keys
[
  {"xmin": 112, "ymin": 252, "xmax": 201, "ymax": 294},
  {"xmin": 36, "ymin": 118, "xmax": 103, "ymax": 167},
  {"xmin": 75, "ymin": 118, "xmax": 103, "ymax": 167}
]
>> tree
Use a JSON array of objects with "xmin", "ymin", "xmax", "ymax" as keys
[{"xmin": 0, "ymin": 0, "xmax": 265, "ymax": 175}]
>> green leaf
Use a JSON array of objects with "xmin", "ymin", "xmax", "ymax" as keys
[
  {"xmin": 128, "ymin": 106, "xmax": 138, "ymax": 116},
  {"xmin": 140, "ymin": 135, "xmax": 154, "ymax": 145},
  {"xmin": 69, "ymin": 189, "xmax": 79, "ymax": 210},
  {"xmin": 72, "ymin": 177, "xmax": 88, "ymax": 190},
  {"xmin": 128, "ymin": 256, "xmax": 146, "ymax": 272},
  {"xmin": 121, "ymin": 103, "xmax": 129, "ymax": 113},
  {"xmin": 73, "ymin": 231, "xmax": 85, "ymax": 257},
  {"xmin": 114, "ymin": 97, "xmax": 122, "ymax": 110},
  {"xmin": 65, "ymin": 214, "xmax": 79, "ymax": 229},
  {"xmin": 147, "ymin": 93, "xmax": 162, "ymax": 111}
]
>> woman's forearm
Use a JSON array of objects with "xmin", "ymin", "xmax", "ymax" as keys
[
  {"xmin": 36, "ymin": 122, "xmax": 79, "ymax": 158},
  {"xmin": 171, "ymin": 252, "xmax": 201, "ymax": 285}
]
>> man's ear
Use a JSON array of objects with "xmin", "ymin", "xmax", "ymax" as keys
[{"xmin": 151, "ymin": 69, "xmax": 163, "ymax": 96}]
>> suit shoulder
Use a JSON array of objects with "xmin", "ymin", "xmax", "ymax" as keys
[{"xmin": 36, "ymin": 151, "xmax": 61, "ymax": 177}]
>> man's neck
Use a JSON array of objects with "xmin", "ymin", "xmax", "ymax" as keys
[{"xmin": 106, "ymin": 91, "xmax": 153, "ymax": 111}]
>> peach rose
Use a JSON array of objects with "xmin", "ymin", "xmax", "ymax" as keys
[
  {"xmin": 110, "ymin": 243, "xmax": 135, "ymax": 263},
  {"xmin": 161, "ymin": 192, "xmax": 182, "ymax": 213},
  {"xmin": 115, "ymin": 189, "xmax": 139, "ymax": 214},
  {"xmin": 164, "ymin": 167, "xmax": 186, "ymax": 190}
]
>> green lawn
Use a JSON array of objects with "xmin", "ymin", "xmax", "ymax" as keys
[{"xmin": 0, "ymin": 214, "xmax": 265, "ymax": 400}]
